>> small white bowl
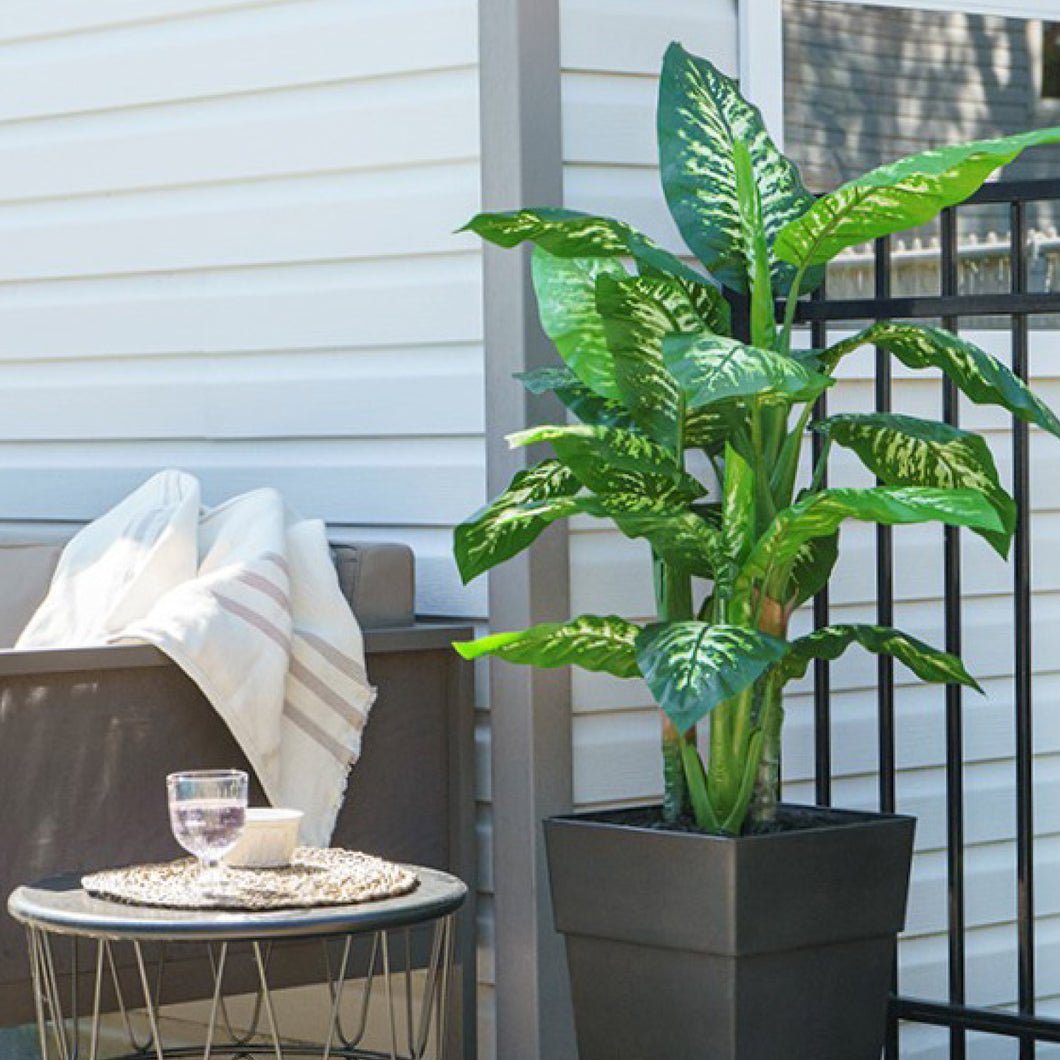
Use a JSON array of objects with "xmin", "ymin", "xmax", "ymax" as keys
[{"xmin": 225, "ymin": 808, "xmax": 304, "ymax": 869}]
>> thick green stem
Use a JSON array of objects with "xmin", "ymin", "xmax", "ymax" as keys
[
  {"xmin": 770, "ymin": 401, "xmax": 815, "ymax": 509},
  {"xmin": 730, "ymin": 683, "xmax": 755, "ymax": 761},
  {"xmin": 748, "ymin": 679, "xmax": 784, "ymax": 828},
  {"xmin": 703, "ymin": 684, "xmax": 767, "ymax": 835},
  {"xmin": 663, "ymin": 565, "xmax": 694, "ymax": 623},
  {"xmin": 748, "ymin": 599, "xmax": 790, "ymax": 829},
  {"xmin": 680, "ymin": 738, "xmax": 720, "ymax": 831},
  {"xmin": 661, "ymin": 716, "xmax": 690, "ymax": 824},
  {"xmin": 749, "ymin": 403, "xmax": 776, "ymax": 533},
  {"xmin": 707, "ymin": 701, "xmax": 735, "ymax": 810},
  {"xmin": 655, "ymin": 556, "xmax": 696, "ymax": 822},
  {"xmin": 779, "ymin": 263, "xmax": 809, "ymax": 356},
  {"xmin": 809, "ymin": 435, "xmax": 833, "ymax": 494}
]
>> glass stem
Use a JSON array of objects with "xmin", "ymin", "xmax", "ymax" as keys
[{"xmin": 200, "ymin": 858, "xmax": 223, "ymax": 889}]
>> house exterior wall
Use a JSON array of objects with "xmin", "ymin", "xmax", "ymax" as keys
[
  {"xmin": 5, "ymin": 2, "xmax": 1059, "ymax": 1059},
  {"xmin": 0, "ymin": 0, "xmax": 485, "ymax": 621},
  {"xmin": 0, "ymin": 1, "xmax": 491, "ymax": 1055}
]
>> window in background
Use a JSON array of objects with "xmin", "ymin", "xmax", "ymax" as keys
[
  {"xmin": 783, "ymin": 1, "xmax": 1060, "ymax": 299},
  {"xmin": 1044, "ymin": 21, "xmax": 1060, "ymax": 99}
]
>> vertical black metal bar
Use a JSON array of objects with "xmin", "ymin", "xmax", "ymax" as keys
[
  {"xmin": 1011, "ymin": 200, "xmax": 1036, "ymax": 1060},
  {"xmin": 875, "ymin": 234, "xmax": 896, "ymax": 813},
  {"xmin": 874, "ymin": 234, "xmax": 900, "ymax": 1060},
  {"xmin": 940, "ymin": 206, "xmax": 967, "ymax": 1060},
  {"xmin": 805, "ymin": 180, "xmax": 1060, "ymax": 1054},
  {"xmin": 727, "ymin": 291, "xmax": 752, "ymax": 344},
  {"xmin": 810, "ymin": 281, "xmax": 831, "ymax": 807}
]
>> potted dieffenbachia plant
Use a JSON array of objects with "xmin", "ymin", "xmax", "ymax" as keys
[{"xmin": 455, "ymin": 42, "xmax": 1060, "ymax": 1060}]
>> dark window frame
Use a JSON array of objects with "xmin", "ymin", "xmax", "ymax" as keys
[{"xmin": 1043, "ymin": 20, "xmax": 1060, "ymax": 100}]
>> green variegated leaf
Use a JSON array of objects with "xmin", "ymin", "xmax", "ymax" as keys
[
  {"xmin": 512, "ymin": 490, "xmax": 717, "ymax": 576},
  {"xmin": 595, "ymin": 274, "xmax": 699, "ymax": 448},
  {"xmin": 817, "ymin": 412, "xmax": 1016, "ymax": 556},
  {"xmin": 775, "ymin": 127, "xmax": 1060, "ymax": 271},
  {"xmin": 778, "ymin": 624, "xmax": 982, "ymax": 692},
  {"xmin": 744, "ymin": 486, "xmax": 1003, "ymax": 584},
  {"xmin": 580, "ymin": 495, "xmax": 719, "ymax": 577},
  {"xmin": 531, "ymin": 249, "xmax": 626, "ymax": 399},
  {"xmin": 826, "ymin": 322, "xmax": 1060, "ymax": 440},
  {"xmin": 516, "ymin": 367, "xmax": 640, "ymax": 429},
  {"xmin": 691, "ymin": 501, "xmax": 723, "ymax": 529},
  {"xmin": 464, "ymin": 208, "xmax": 632, "ymax": 254},
  {"xmin": 791, "ymin": 348, "xmax": 829, "ymax": 372},
  {"xmin": 657, "ymin": 44, "xmax": 815, "ymax": 295},
  {"xmin": 733, "ymin": 138, "xmax": 777, "ymax": 349},
  {"xmin": 685, "ymin": 404, "xmax": 741, "ymax": 454},
  {"xmin": 594, "ymin": 273, "xmax": 738, "ymax": 451},
  {"xmin": 785, "ymin": 531, "xmax": 839, "ymax": 609},
  {"xmin": 632, "ymin": 263, "xmax": 732, "ymax": 337},
  {"xmin": 672, "ymin": 274, "xmax": 732, "ymax": 335},
  {"xmin": 635, "ymin": 622, "xmax": 789, "ymax": 733},
  {"xmin": 508, "ymin": 424, "xmax": 705, "ymax": 502},
  {"xmin": 657, "ymin": 43, "xmax": 821, "ymax": 296},
  {"xmin": 454, "ymin": 460, "xmax": 582, "ymax": 583},
  {"xmin": 454, "ymin": 614, "xmax": 641, "ymax": 679},
  {"xmin": 715, "ymin": 444, "xmax": 754, "ymax": 609},
  {"xmin": 463, "ymin": 207, "xmax": 710, "ymax": 286},
  {"xmin": 516, "ymin": 366, "xmax": 577, "ymax": 394},
  {"xmin": 722, "ymin": 444, "xmax": 755, "ymax": 567},
  {"xmin": 663, "ymin": 333, "xmax": 833, "ymax": 408}
]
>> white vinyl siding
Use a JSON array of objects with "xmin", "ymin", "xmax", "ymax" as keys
[
  {"xmin": 0, "ymin": 0, "xmax": 485, "ymax": 620},
  {"xmin": 0, "ymin": 1, "xmax": 491, "ymax": 1054}
]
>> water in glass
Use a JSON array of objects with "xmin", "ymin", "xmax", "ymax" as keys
[
  {"xmin": 170, "ymin": 798, "xmax": 246, "ymax": 862},
  {"xmin": 166, "ymin": 769, "xmax": 248, "ymax": 895}
]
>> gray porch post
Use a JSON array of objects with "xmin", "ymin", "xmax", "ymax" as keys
[{"xmin": 477, "ymin": 1, "xmax": 576, "ymax": 1059}]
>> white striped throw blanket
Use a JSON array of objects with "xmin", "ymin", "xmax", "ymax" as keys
[{"xmin": 16, "ymin": 470, "xmax": 376, "ymax": 847}]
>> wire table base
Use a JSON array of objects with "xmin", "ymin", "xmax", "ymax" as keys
[
  {"xmin": 10, "ymin": 868, "xmax": 466, "ymax": 1060},
  {"xmin": 25, "ymin": 919, "xmax": 456, "ymax": 1060}
]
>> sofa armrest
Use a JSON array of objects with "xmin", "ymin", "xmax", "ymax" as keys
[{"xmin": 332, "ymin": 542, "xmax": 415, "ymax": 628}]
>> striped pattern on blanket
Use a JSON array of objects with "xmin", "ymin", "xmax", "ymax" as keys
[{"xmin": 16, "ymin": 471, "xmax": 376, "ymax": 846}]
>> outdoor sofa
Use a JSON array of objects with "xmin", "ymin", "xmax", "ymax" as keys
[{"xmin": 0, "ymin": 533, "xmax": 476, "ymax": 1049}]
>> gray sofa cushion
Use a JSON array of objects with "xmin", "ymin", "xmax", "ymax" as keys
[
  {"xmin": 0, "ymin": 533, "xmax": 413, "ymax": 647},
  {"xmin": 332, "ymin": 542, "xmax": 416, "ymax": 629},
  {"xmin": 0, "ymin": 543, "xmax": 64, "ymax": 649}
]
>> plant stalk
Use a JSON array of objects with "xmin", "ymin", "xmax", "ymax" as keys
[
  {"xmin": 749, "ymin": 402, "xmax": 776, "ymax": 532},
  {"xmin": 748, "ymin": 678, "xmax": 784, "ymax": 828},
  {"xmin": 655, "ymin": 556, "xmax": 695, "ymax": 822},
  {"xmin": 661, "ymin": 717, "xmax": 691, "ymax": 824},
  {"xmin": 748, "ymin": 598, "xmax": 790, "ymax": 828},
  {"xmin": 809, "ymin": 435, "xmax": 832, "ymax": 494},
  {"xmin": 779, "ymin": 263, "xmax": 809, "ymax": 356}
]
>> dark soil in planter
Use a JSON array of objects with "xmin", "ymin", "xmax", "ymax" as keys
[{"xmin": 575, "ymin": 801, "xmax": 883, "ymax": 837}]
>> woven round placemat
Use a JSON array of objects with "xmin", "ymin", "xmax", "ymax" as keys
[{"xmin": 82, "ymin": 848, "xmax": 418, "ymax": 911}]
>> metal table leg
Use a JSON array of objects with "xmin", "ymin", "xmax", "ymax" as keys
[{"xmin": 24, "ymin": 915, "xmax": 459, "ymax": 1060}]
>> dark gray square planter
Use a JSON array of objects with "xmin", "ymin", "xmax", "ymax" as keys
[{"xmin": 545, "ymin": 803, "xmax": 915, "ymax": 1060}]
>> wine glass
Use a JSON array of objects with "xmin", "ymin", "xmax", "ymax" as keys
[{"xmin": 167, "ymin": 770, "xmax": 248, "ymax": 895}]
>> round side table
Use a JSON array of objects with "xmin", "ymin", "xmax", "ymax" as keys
[{"xmin": 8, "ymin": 865, "xmax": 466, "ymax": 1060}]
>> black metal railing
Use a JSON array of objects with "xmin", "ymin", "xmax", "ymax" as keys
[{"xmin": 793, "ymin": 178, "xmax": 1060, "ymax": 1058}]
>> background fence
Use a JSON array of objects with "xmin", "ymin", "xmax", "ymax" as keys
[{"xmin": 791, "ymin": 178, "xmax": 1060, "ymax": 1059}]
